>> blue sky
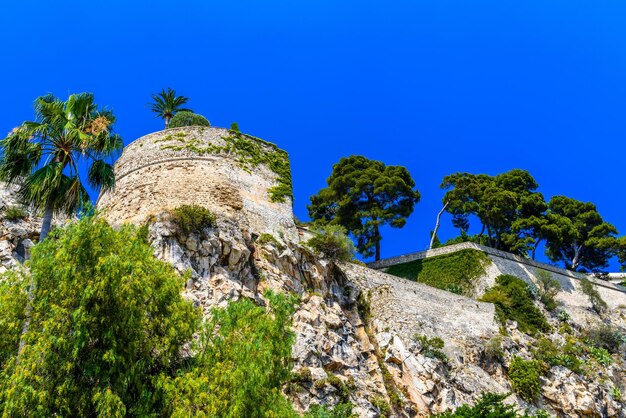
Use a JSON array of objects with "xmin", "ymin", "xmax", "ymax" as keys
[{"xmin": 2, "ymin": 1, "xmax": 625, "ymax": 268}]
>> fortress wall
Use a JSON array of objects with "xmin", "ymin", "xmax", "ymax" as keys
[
  {"xmin": 369, "ymin": 242, "xmax": 626, "ymax": 315},
  {"xmin": 97, "ymin": 127, "xmax": 296, "ymax": 239}
]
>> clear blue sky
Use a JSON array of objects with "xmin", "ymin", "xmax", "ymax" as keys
[{"xmin": 1, "ymin": 1, "xmax": 625, "ymax": 267}]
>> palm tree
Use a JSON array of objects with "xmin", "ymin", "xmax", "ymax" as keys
[
  {"xmin": 150, "ymin": 87, "xmax": 191, "ymax": 129},
  {"xmin": 0, "ymin": 93, "xmax": 123, "ymax": 240}
]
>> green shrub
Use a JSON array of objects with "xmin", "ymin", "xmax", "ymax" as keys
[
  {"xmin": 480, "ymin": 275, "xmax": 551, "ymax": 336},
  {"xmin": 535, "ymin": 270, "xmax": 561, "ymax": 311},
  {"xmin": 168, "ymin": 111, "xmax": 210, "ymax": 128},
  {"xmin": 587, "ymin": 346, "xmax": 612, "ymax": 366},
  {"xmin": 484, "ymin": 335, "xmax": 504, "ymax": 363},
  {"xmin": 584, "ymin": 324, "xmax": 623, "ymax": 354},
  {"xmin": 414, "ymin": 334, "xmax": 448, "ymax": 362},
  {"xmin": 306, "ymin": 224, "xmax": 355, "ymax": 261},
  {"xmin": 171, "ymin": 204, "xmax": 216, "ymax": 235},
  {"xmin": 371, "ymin": 395, "xmax": 391, "ymax": 417},
  {"xmin": 386, "ymin": 249, "xmax": 490, "ymax": 296},
  {"xmin": 580, "ymin": 278, "xmax": 608, "ymax": 315},
  {"xmin": 3, "ymin": 205, "xmax": 27, "ymax": 221},
  {"xmin": 255, "ymin": 233, "xmax": 284, "ymax": 250},
  {"xmin": 556, "ymin": 309, "xmax": 570, "ymax": 322},
  {"xmin": 435, "ymin": 392, "xmax": 552, "ymax": 417},
  {"xmin": 508, "ymin": 356, "xmax": 542, "ymax": 402},
  {"xmin": 157, "ymin": 290, "xmax": 300, "ymax": 417},
  {"xmin": 0, "ymin": 215, "xmax": 200, "ymax": 416},
  {"xmin": 305, "ymin": 402, "xmax": 356, "ymax": 418}
]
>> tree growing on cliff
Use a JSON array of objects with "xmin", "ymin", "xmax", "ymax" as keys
[
  {"xmin": 308, "ymin": 155, "xmax": 420, "ymax": 261},
  {"xmin": 441, "ymin": 169, "xmax": 547, "ymax": 256},
  {"xmin": 544, "ymin": 196, "xmax": 619, "ymax": 272},
  {"xmin": 0, "ymin": 215, "xmax": 199, "ymax": 416},
  {"xmin": 0, "ymin": 93, "xmax": 122, "ymax": 240},
  {"xmin": 150, "ymin": 87, "xmax": 191, "ymax": 129}
]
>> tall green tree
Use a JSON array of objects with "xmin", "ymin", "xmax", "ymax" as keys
[
  {"xmin": 150, "ymin": 87, "xmax": 191, "ymax": 129},
  {"xmin": 441, "ymin": 169, "xmax": 547, "ymax": 256},
  {"xmin": 0, "ymin": 93, "xmax": 122, "ymax": 240},
  {"xmin": 0, "ymin": 215, "xmax": 199, "ymax": 417},
  {"xmin": 308, "ymin": 155, "xmax": 420, "ymax": 260},
  {"xmin": 544, "ymin": 196, "xmax": 618, "ymax": 272}
]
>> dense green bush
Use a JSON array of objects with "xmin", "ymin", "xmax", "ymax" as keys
[
  {"xmin": 508, "ymin": 356, "xmax": 542, "ymax": 402},
  {"xmin": 3, "ymin": 206, "xmax": 27, "ymax": 221},
  {"xmin": 305, "ymin": 402, "xmax": 356, "ymax": 418},
  {"xmin": 306, "ymin": 224, "xmax": 355, "ymax": 261},
  {"xmin": 386, "ymin": 249, "xmax": 490, "ymax": 296},
  {"xmin": 0, "ymin": 215, "xmax": 200, "ymax": 416},
  {"xmin": 535, "ymin": 270, "xmax": 561, "ymax": 311},
  {"xmin": 255, "ymin": 233, "xmax": 285, "ymax": 250},
  {"xmin": 435, "ymin": 392, "xmax": 551, "ymax": 417},
  {"xmin": 414, "ymin": 334, "xmax": 448, "ymax": 362},
  {"xmin": 157, "ymin": 290, "xmax": 299, "ymax": 418},
  {"xmin": 171, "ymin": 204, "xmax": 216, "ymax": 235},
  {"xmin": 580, "ymin": 278, "xmax": 608, "ymax": 315},
  {"xmin": 169, "ymin": 111, "xmax": 210, "ymax": 128},
  {"xmin": 480, "ymin": 275, "xmax": 550, "ymax": 336}
]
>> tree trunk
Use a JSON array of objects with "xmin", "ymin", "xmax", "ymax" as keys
[
  {"xmin": 571, "ymin": 243, "xmax": 582, "ymax": 270},
  {"xmin": 374, "ymin": 224, "xmax": 381, "ymax": 261},
  {"xmin": 40, "ymin": 205, "xmax": 54, "ymax": 241},
  {"xmin": 17, "ymin": 204, "xmax": 53, "ymax": 360},
  {"xmin": 429, "ymin": 201, "xmax": 448, "ymax": 250},
  {"xmin": 165, "ymin": 115, "xmax": 170, "ymax": 129}
]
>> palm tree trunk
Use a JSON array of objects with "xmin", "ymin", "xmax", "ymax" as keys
[
  {"xmin": 40, "ymin": 204, "xmax": 54, "ymax": 241},
  {"xmin": 165, "ymin": 115, "xmax": 170, "ymax": 129},
  {"xmin": 17, "ymin": 204, "xmax": 53, "ymax": 360}
]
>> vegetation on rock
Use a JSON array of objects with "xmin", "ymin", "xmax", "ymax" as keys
[
  {"xmin": 480, "ymin": 275, "xmax": 550, "ymax": 336},
  {"xmin": 305, "ymin": 224, "xmax": 355, "ymax": 262},
  {"xmin": 508, "ymin": 356, "xmax": 542, "ymax": 402},
  {"xmin": 171, "ymin": 204, "xmax": 216, "ymax": 235},
  {"xmin": 435, "ymin": 392, "xmax": 550, "ymax": 417},
  {"xmin": 308, "ymin": 155, "xmax": 420, "ymax": 261},
  {"xmin": 169, "ymin": 111, "xmax": 210, "ymax": 128},
  {"xmin": 386, "ymin": 249, "xmax": 490, "ymax": 296},
  {"xmin": 579, "ymin": 278, "xmax": 608, "ymax": 315}
]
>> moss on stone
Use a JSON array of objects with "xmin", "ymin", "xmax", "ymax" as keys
[{"xmin": 385, "ymin": 249, "xmax": 491, "ymax": 296}]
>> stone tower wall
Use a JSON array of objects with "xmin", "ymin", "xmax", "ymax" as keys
[{"xmin": 97, "ymin": 126, "xmax": 296, "ymax": 238}]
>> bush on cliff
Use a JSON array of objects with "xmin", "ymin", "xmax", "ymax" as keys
[
  {"xmin": 435, "ymin": 392, "xmax": 550, "ymax": 417},
  {"xmin": 480, "ymin": 275, "xmax": 550, "ymax": 336},
  {"xmin": 306, "ymin": 224, "xmax": 355, "ymax": 262},
  {"xmin": 169, "ymin": 110, "xmax": 210, "ymax": 128},
  {"xmin": 171, "ymin": 204, "xmax": 216, "ymax": 235},
  {"xmin": 0, "ymin": 215, "xmax": 200, "ymax": 416}
]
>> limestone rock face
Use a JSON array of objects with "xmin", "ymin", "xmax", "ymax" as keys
[{"xmin": 143, "ymin": 212, "xmax": 626, "ymax": 417}]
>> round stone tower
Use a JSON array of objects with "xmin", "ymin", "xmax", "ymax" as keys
[{"xmin": 97, "ymin": 126, "xmax": 296, "ymax": 238}]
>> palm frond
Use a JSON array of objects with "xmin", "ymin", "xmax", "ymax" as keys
[{"xmin": 88, "ymin": 159, "xmax": 115, "ymax": 191}]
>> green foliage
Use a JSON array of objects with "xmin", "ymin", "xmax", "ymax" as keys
[
  {"xmin": 435, "ymin": 392, "xmax": 552, "ymax": 417},
  {"xmin": 256, "ymin": 233, "xmax": 285, "ymax": 251},
  {"xmin": 414, "ymin": 334, "xmax": 448, "ymax": 362},
  {"xmin": 480, "ymin": 275, "xmax": 550, "ymax": 336},
  {"xmin": 150, "ymin": 87, "xmax": 191, "ymax": 128},
  {"xmin": 305, "ymin": 224, "xmax": 355, "ymax": 261},
  {"xmin": 308, "ymin": 155, "xmax": 420, "ymax": 260},
  {"xmin": 441, "ymin": 169, "xmax": 547, "ymax": 256},
  {"xmin": 508, "ymin": 356, "xmax": 542, "ymax": 402},
  {"xmin": 584, "ymin": 323, "xmax": 623, "ymax": 354},
  {"xmin": 171, "ymin": 204, "xmax": 216, "ymax": 235},
  {"xmin": 0, "ymin": 93, "xmax": 122, "ymax": 238},
  {"xmin": 169, "ymin": 111, "xmax": 210, "ymax": 128},
  {"xmin": 305, "ymin": 403, "xmax": 356, "ymax": 418},
  {"xmin": 544, "ymin": 196, "xmax": 619, "ymax": 272},
  {"xmin": 371, "ymin": 395, "xmax": 391, "ymax": 417},
  {"xmin": 159, "ymin": 130, "xmax": 293, "ymax": 202},
  {"xmin": 157, "ymin": 290, "xmax": 299, "ymax": 418},
  {"xmin": 386, "ymin": 249, "xmax": 490, "ymax": 297},
  {"xmin": 0, "ymin": 270, "xmax": 28, "ymax": 369},
  {"xmin": 0, "ymin": 215, "xmax": 199, "ymax": 417},
  {"xmin": 556, "ymin": 309, "xmax": 570, "ymax": 322},
  {"xmin": 580, "ymin": 278, "xmax": 608, "ymax": 315},
  {"xmin": 611, "ymin": 386, "xmax": 623, "ymax": 403},
  {"xmin": 230, "ymin": 122, "xmax": 240, "ymax": 132},
  {"xmin": 535, "ymin": 270, "xmax": 561, "ymax": 311},
  {"xmin": 587, "ymin": 346, "xmax": 612, "ymax": 366},
  {"xmin": 484, "ymin": 335, "xmax": 504, "ymax": 363},
  {"xmin": 3, "ymin": 206, "xmax": 27, "ymax": 221}
]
